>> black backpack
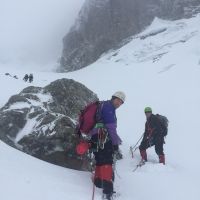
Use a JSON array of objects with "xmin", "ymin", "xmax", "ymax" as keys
[{"xmin": 156, "ymin": 114, "xmax": 169, "ymax": 136}]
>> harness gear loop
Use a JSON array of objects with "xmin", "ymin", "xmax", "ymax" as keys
[{"xmin": 96, "ymin": 123, "xmax": 108, "ymax": 150}]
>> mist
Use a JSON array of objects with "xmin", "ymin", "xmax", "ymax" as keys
[{"xmin": 0, "ymin": 0, "xmax": 85, "ymax": 69}]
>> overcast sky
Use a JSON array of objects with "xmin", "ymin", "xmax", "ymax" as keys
[{"xmin": 0, "ymin": 0, "xmax": 85, "ymax": 66}]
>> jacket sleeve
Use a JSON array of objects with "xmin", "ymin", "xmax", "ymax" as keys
[
  {"xmin": 101, "ymin": 102, "xmax": 122, "ymax": 145},
  {"xmin": 105, "ymin": 123, "xmax": 122, "ymax": 145},
  {"xmin": 143, "ymin": 122, "xmax": 148, "ymax": 139}
]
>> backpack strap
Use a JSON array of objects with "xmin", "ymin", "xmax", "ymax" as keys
[{"xmin": 95, "ymin": 101, "xmax": 104, "ymax": 123}]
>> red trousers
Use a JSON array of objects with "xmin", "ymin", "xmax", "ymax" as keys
[
  {"xmin": 95, "ymin": 165, "xmax": 112, "ymax": 182},
  {"xmin": 94, "ymin": 165, "xmax": 113, "ymax": 194}
]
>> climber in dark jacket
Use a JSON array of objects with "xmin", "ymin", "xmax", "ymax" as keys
[{"xmin": 139, "ymin": 107, "xmax": 165, "ymax": 164}]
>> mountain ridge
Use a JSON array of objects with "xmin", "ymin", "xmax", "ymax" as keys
[{"xmin": 60, "ymin": 0, "xmax": 200, "ymax": 72}]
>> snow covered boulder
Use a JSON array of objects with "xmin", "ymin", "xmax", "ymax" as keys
[{"xmin": 0, "ymin": 78, "xmax": 98, "ymax": 170}]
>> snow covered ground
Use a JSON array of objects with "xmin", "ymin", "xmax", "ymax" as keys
[{"xmin": 1, "ymin": 12, "xmax": 200, "ymax": 200}]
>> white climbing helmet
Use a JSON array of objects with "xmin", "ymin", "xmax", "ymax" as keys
[{"xmin": 112, "ymin": 91, "xmax": 126, "ymax": 103}]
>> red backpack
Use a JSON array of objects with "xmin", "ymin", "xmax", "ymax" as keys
[
  {"xmin": 76, "ymin": 101, "xmax": 102, "ymax": 136},
  {"xmin": 76, "ymin": 101, "xmax": 104, "ymax": 155}
]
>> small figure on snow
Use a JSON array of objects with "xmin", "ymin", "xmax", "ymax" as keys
[
  {"xmin": 13, "ymin": 75, "xmax": 18, "ymax": 79},
  {"xmin": 23, "ymin": 74, "xmax": 29, "ymax": 82},
  {"xmin": 5, "ymin": 73, "xmax": 11, "ymax": 77},
  {"xmin": 28, "ymin": 73, "xmax": 33, "ymax": 83}
]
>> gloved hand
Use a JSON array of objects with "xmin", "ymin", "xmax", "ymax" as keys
[
  {"xmin": 147, "ymin": 136, "xmax": 154, "ymax": 147},
  {"xmin": 113, "ymin": 145, "xmax": 119, "ymax": 151},
  {"xmin": 113, "ymin": 145, "xmax": 123, "ymax": 160}
]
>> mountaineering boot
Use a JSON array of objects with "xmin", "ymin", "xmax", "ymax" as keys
[
  {"xmin": 159, "ymin": 154, "xmax": 165, "ymax": 165},
  {"xmin": 140, "ymin": 149, "xmax": 147, "ymax": 162}
]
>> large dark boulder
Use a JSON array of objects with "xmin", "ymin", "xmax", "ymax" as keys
[
  {"xmin": 60, "ymin": 0, "xmax": 200, "ymax": 72},
  {"xmin": 0, "ymin": 79, "xmax": 98, "ymax": 170}
]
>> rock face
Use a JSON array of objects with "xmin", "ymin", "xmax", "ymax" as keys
[
  {"xmin": 0, "ymin": 79, "xmax": 98, "ymax": 170},
  {"xmin": 60, "ymin": 0, "xmax": 200, "ymax": 72}
]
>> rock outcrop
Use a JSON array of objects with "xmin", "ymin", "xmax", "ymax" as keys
[{"xmin": 0, "ymin": 79, "xmax": 98, "ymax": 170}]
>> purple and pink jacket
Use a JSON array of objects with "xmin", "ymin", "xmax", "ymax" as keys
[{"xmin": 91, "ymin": 100, "xmax": 122, "ymax": 145}]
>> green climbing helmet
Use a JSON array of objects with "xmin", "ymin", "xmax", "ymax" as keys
[{"xmin": 144, "ymin": 107, "xmax": 152, "ymax": 113}]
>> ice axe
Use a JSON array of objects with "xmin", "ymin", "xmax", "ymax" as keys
[{"xmin": 130, "ymin": 133, "xmax": 144, "ymax": 158}]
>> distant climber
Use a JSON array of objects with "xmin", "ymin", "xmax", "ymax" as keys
[
  {"xmin": 23, "ymin": 74, "xmax": 29, "ymax": 82},
  {"xmin": 13, "ymin": 75, "xmax": 18, "ymax": 79},
  {"xmin": 28, "ymin": 73, "xmax": 33, "ymax": 83},
  {"xmin": 5, "ymin": 73, "xmax": 11, "ymax": 77}
]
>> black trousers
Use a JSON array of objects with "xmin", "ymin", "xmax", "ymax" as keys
[
  {"xmin": 91, "ymin": 135, "xmax": 114, "ymax": 195},
  {"xmin": 139, "ymin": 136, "xmax": 164, "ymax": 156}
]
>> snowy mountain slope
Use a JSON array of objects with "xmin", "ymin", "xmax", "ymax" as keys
[
  {"xmin": 60, "ymin": 0, "xmax": 200, "ymax": 71},
  {"xmin": 0, "ymin": 14, "xmax": 200, "ymax": 200}
]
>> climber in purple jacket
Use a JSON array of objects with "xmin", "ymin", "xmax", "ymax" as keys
[{"xmin": 91, "ymin": 91, "xmax": 125, "ymax": 200}]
